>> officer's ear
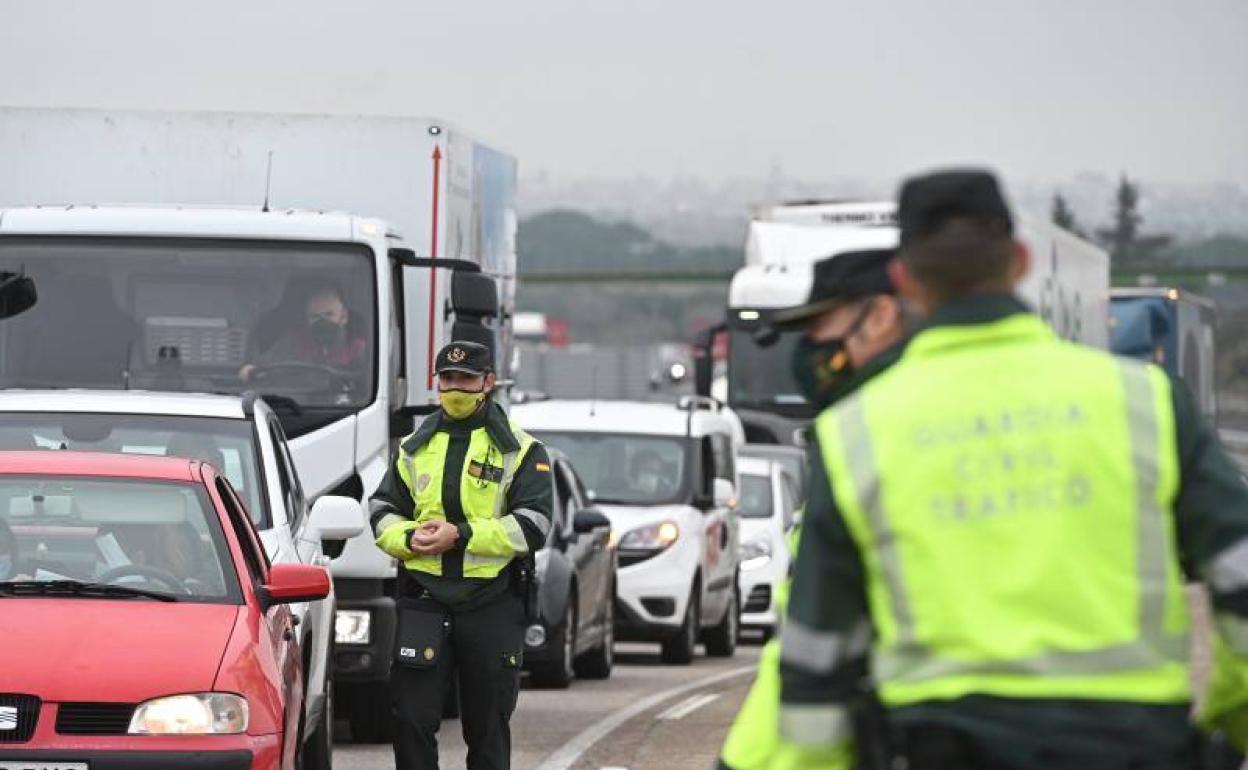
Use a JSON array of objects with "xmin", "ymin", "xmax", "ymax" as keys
[
  {"xmin": 889, "ymin": 259, "xmax": 935, "ymax": 314},
  {"xmin": 484, "ymin": 372, "xmax": 497, "ymax": 393},
  {"xmin": 1009, "ymin": 240, "xmax": 1031, "ymax": 286}
]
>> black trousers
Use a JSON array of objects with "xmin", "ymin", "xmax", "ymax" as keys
[
  {"xmin": 391, "ymin": 593, "xmax": 525, "ymax": 770},
  {"xmin": 890, "ymin": 723, "xmax": 1204, "ymax": 770}
]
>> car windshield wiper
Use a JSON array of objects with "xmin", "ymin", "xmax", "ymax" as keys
[{"xmin": 0, "ymin": 579, "xmax": 178, "ymax": 602}]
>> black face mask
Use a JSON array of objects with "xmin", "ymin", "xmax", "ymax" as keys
[
  {"xmin": 309, "ymin": 317, "xmax": 345, "ymax": 347},
  {"xmin": 791, "ymin": 300, "xmax": 873, "ymax": 411}
]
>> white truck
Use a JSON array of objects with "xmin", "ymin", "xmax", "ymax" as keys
[
  {"xmin": 721, "ymin": 200, "xmax": 1111, "ymax": 445},
  {"xmin": 0, "ymin": 106, "xmax": 520, "ymax": 740}
]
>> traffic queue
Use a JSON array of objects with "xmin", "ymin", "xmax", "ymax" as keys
[{"xmin": 0, "ymin": 105, "xmax": 1244, "ymax": 770}]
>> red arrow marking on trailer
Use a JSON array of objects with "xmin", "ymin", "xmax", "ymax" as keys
[{"xmin": 427, "ymin": 145, "xmax": 442, "ymax": 391}]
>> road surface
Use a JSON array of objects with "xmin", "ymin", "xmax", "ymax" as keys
[{"xmin": 333, "ymin": 640, "xmax": 761, "ymax": 770}]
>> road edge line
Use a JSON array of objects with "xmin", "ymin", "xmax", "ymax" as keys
[{"xmin": 531, "ymin": 664, "xmax": 755, "ymax": 770}]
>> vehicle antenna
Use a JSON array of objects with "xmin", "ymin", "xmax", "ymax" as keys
[{"xmin": 261, "ymin": 150, "xmax": 274, "ymax": 213}]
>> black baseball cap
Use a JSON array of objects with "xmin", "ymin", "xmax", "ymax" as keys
[
  {"xmin": 897, "ymin": 169, "xmax": 1013, "ymax": 248},
  {"xmin": 434, "ymin": 341, "xmax": 493, "ymax": 376},
  {"xmin": 770, "ymin": 248, "xmax": 896, "ymax": 327}
]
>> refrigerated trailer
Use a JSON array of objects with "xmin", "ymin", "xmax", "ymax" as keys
[
  {"xmin": 723, "ymin": 200, "xmax": 1111, "ymax": 445},
  {"xmin": 0, "ymin": 106, "xmax": 519, "ymax": 739}
]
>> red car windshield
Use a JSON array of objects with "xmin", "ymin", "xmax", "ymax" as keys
[{"xmin": 0, "ymin": 476, "xmax": 240, "ymax": 603}]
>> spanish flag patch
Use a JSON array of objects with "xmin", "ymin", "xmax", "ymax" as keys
[{"xmin": 535, "ymin": 462, "xmax": 551, "ymax": 473}]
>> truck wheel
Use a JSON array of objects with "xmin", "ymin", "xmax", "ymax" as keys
[
  {"xmin": 347, "ymin": 686, "xmax": 395, "ymax": 743},
  {"xmin": 703, "ymin": 587, "xmax": 738, "ymax": 657},
  {"xmin": 530, "ymin": 599, "xmax": 576, "ymax": 688},
  {"xmin": 574, "ymin": 589, "xmax": 614, "ymax": 679},
  {"xmin": 661, "ymin": 588, "xmax": 699, "ymax": 665}
]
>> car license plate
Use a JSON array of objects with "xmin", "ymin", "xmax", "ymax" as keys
[{"xmin": 0, "ymin": 763, "xmax": 88, "ymax": 770}]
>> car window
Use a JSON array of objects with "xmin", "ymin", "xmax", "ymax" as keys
[
  {"xmin": 0, "ymin": 412, "xmax": 268, "ymax": 528},
  {"xmin": 777, "ymin": 472, "xmax": 796, "ymax": 526},
  {"xmin": 0, "ymin": 474, "xmax": 238, "ymax": 603},
  {"xmin": 216, "ymin": 476, "xmax": 268, "ymax": 585},
  {"xmin": 535, "ymin": 432, "xmax": 691, "ymax": 507},
  {"xmin": 736, "ymin": 473, "xmax": 774, "ymax": 519},
  {"xmin": 269, "ymin": 418, "xmax": 306, "ymax": 531}
]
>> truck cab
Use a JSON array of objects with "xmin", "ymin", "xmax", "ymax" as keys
[{"xmin": 723, "ymin": 200, "xmax": 1110, "ymax": 445}]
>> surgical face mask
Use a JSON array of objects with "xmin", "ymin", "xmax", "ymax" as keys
[
  {"xmin": 791, "ymin": 301, "xmax": 873, "ymax": 411},
  {"xmin": 308, "ymin": 317, "xmax": 345, "ymax": 347},
  {"xmin": 0, "ymin": 554, "xmax": 12, "ymax": 580},
  {"xmin": 440, "ymin": 388, "xmax": 488, "ymax": 420}
]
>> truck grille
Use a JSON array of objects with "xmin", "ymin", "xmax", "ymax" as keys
[
  {"xmin": 0, "ymin": 694, "xmax": 41, "ymax": 743},
  {"xmin": 56, "ymin": 702, "xmax": 134, "ymax": 735}
]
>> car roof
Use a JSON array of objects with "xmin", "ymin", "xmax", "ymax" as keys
[
  {"xmin": 737, "ymin": 456, "xmax": 772, "ymax": 476},
  {"xmin": 741, "ymin": 443, "xmax": 805, "ymax": 459},
  {"xmin": 514, "ymin": 399, "xmax": 732, "ymax": 438},
  {"xmin": 0, "ymin": 450, "xmax": 201, "ymax": 482},
  {"xmin": 0, "ymin": 390, "xmax": 248, "ymax": 420}
]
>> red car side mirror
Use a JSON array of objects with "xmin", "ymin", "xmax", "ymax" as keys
[{"xmin": 259, "ymin": 564, "xmax": 331, "ymax": 608}]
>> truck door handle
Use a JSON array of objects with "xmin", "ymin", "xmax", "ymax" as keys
[{"xmin": 719, "ymin": 524, "xmax": 729, "ymax": 549}]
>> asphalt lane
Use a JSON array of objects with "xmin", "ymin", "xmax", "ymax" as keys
[{"xmin": 333, "ymin": 640, "xmax": 762, "ymax": 770}]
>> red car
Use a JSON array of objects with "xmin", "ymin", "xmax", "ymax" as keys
[{"xmin": 0, "ymin": 451, "xmax": 330, "ymax": 770}]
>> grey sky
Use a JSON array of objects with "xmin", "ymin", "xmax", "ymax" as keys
[{"xmin": 1, "ymin": 0, "xmax": 1245, "ymax": 185}]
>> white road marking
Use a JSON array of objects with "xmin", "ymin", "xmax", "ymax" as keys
[
  {"xmin": 531, "ymin": 665, "xmax": 754, "ymax": 770},
  {"xmin": 655, "ymin": 692, "xmax": 721, "ymax": 721}
]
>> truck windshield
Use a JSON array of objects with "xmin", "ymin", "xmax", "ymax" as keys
[
  {"xmin": 0, "ymin": 237, "xmax": 376, "ymax": 431},
  {"xmin": 0, "ymin": 413, "xmax": 267, "ymax": 529},
  {"xmin": 728, "ymin": 328, "xmax": 813, "ymax": 418},
  {"xmin": 533, "ymin": 432, "xmax": 691, "ymax": 507}
]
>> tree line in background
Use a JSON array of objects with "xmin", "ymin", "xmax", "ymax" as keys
[
  {"xmin": 1051, "ymin": 175, "xmax": 1248, "ymax": 269},
  {"xmin": 517, "ymin": 186, "xmax": 1248, "ymax": 351}
]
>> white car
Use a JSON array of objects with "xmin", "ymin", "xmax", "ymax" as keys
[
  {"xmin": 514, "ymin": 397, "xmax": 743, "ymax": 664},
  {"xmin": 735, "ymin": 456, "xmax": 799, "ymax": 640},
  {"xmin": 0, "ymin": 390, "xmax": 365, "ymax": 770}
]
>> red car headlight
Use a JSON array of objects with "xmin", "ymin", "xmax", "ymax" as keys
[{"xmin": 128, "ymin": 693, "xmax": 249, "ymax": 735}]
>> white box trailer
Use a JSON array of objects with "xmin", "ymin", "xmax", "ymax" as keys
[
  {"xmin": 725, "ymin": 200, "xmax": 1110, "ymax": 445},
  {"xmin": 0, "ymin": 106, "xmax": 519, "ymax": 739}
]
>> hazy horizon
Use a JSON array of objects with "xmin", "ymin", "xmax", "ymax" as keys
[{"xmin": 1, "ymin": 0, "xmax": 1244, "ymax": 187}]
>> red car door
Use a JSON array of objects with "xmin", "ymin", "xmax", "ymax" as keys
[{"xmin": 211, "ymin": 471, "xmax": 303, "ymax": 769}]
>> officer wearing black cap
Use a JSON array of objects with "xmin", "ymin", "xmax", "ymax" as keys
[
  {"xmin": 779, "ymin": 169, "xmax": 1248, "ymax": 769},
  {"xmin": 718, "ymin": 246, "xmax": 915, "ymax": 770},
  {"xmin": 371, "ymin": 340, "xmax": 553, "ymax": 770}
]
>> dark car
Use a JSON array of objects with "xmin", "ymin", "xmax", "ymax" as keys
[{"xmin": 524, "ymin": 449, "xmax": 616, "ymax": 688}]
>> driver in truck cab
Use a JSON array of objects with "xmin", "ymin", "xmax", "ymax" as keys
[{"xmin": 239, "ymin": 282, "xmax": 367, "ymax": 382}]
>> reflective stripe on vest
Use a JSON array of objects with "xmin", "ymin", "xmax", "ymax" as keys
[{"xmin": 818, "ymin": 314, "xmax": 1190, "ymax": 705}]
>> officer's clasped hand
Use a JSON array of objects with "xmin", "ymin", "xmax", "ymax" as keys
[{"xmin": 408, "ymin": 520, "xmax": 459, "ymax": 556}]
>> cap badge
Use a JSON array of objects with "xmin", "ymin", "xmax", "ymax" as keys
[
  {"xmin": 423, "ymin": 647, "xmax": 436, "ymax": 661},
  {"xmin": 447, "ymin": 347, "xmax": 467, "ymax": 364}
]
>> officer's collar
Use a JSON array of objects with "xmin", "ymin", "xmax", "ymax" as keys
[
  {"xmin": 402, "ymin": 399, "xmax": 520, "ymax": 454},
  {"xmin": 919, "ymin": 292, "xmax": 1031, "ymax": 330}
]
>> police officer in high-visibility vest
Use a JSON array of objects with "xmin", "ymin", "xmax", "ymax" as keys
[
  {"xmin": 371, "ymin": 340, "xmax": 552, "ymax": 770},
  {"xmin": 780, "ymin": 170, "xmax": 1248, "ymax": 769},
  {"xmin": 718, "ymin": 247, "xmax": 914, "ymax": 770}
]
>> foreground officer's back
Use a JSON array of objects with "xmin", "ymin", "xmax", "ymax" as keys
[{"xmin": 779, "ymin": 170, "xmax": 1248, "ymax": 769}]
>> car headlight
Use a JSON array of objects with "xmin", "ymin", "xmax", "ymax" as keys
[
  {"xmin": 739, "ymin": 536, "xmax": 772, "ymax": 572},
  {"xmin": 336, "ymin": 609, "xmax": 371, "ymax": 645},
  {"xmin": 618, "ymin": 521, "xmax": 680, "ymax": 553},
  {"xmin": 128, "ymin": 693, "xmax": 248, "ymax": 735}
]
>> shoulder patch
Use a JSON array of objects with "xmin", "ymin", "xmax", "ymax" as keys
[{"xmin": 534, "ymin": 462, "xmax": 551, "ymax": 473}]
